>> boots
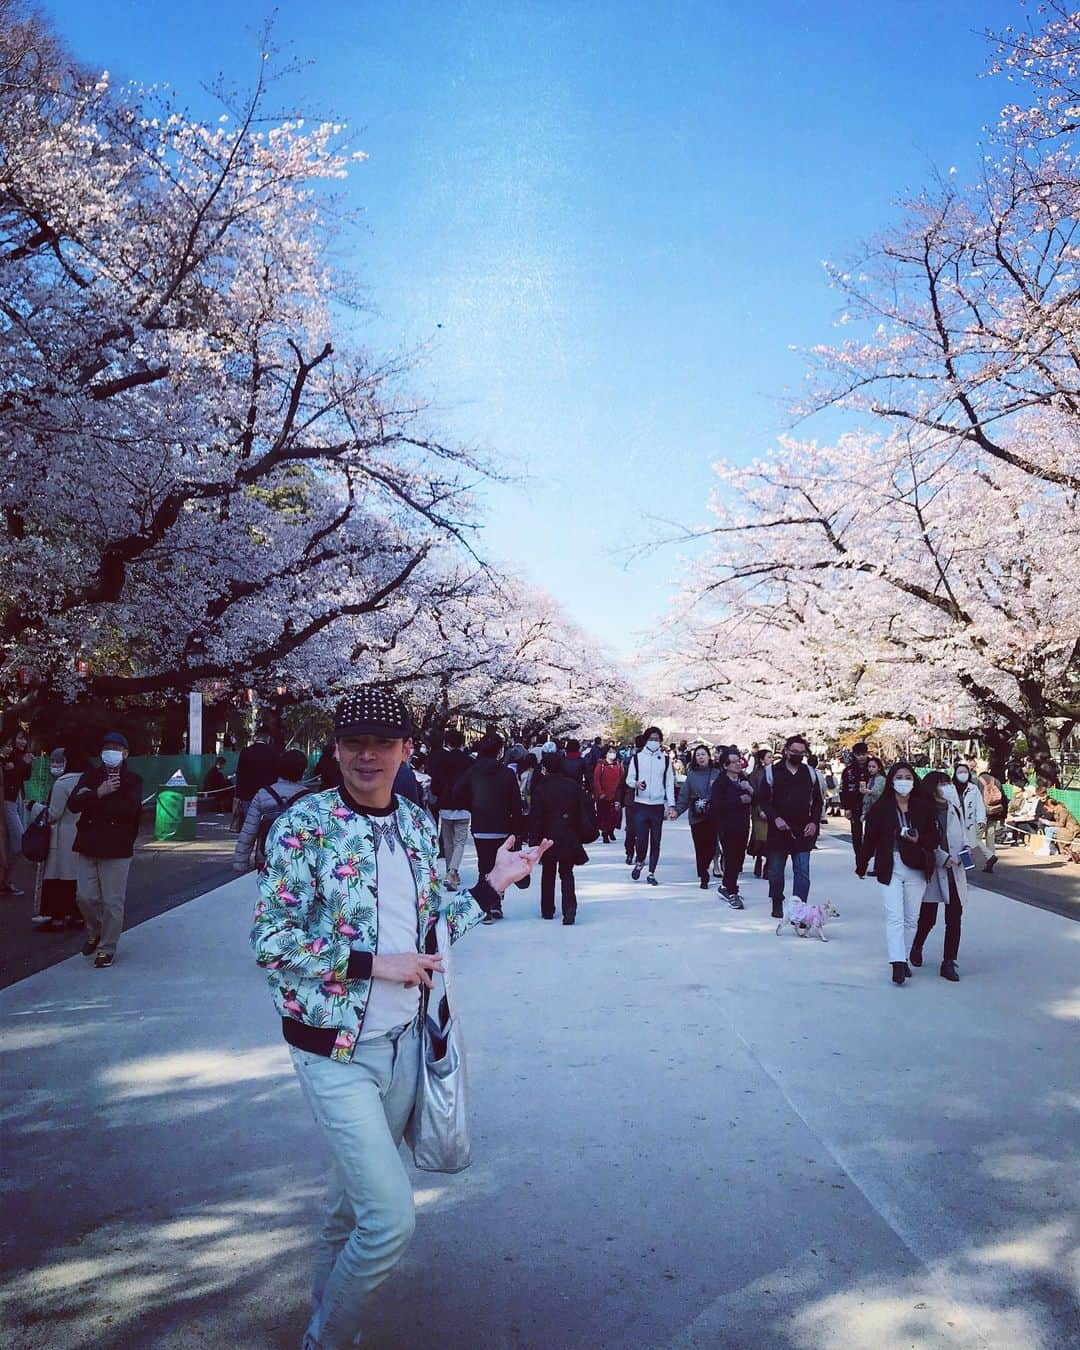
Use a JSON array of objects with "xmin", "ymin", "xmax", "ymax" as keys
[
  {"xmin": 908, "ymin": 942, "xmax": 923, "ymax": 968},
  {"xmin": 891, "ymin": 961, "xmax": 907, "ymax": 985},
  {"xmin": 940, "ymin": 960, "xmax": 959, "ymax": 982}
]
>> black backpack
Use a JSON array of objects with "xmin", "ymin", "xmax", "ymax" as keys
[{"xmin": 256, "ymin": 785, "xmax": 312, "ymax": 862}]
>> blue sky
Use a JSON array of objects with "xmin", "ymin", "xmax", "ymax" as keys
[{"xmin": 48, "ymin": 0, "xmax": 1020, "ymax": 658}]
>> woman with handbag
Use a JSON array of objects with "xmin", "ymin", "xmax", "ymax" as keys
[
  {"xmin": 910, "ymin": 770, "xmax": 969, "ymax": 982},
  {"xmin": 676, "ymin": 745, "xmax": 722, "ymax": 890},
  {"xmin": 30, "ymin": 747, "xmax": 86, "ymax": 931},
  {"xmin": 864, "ymin": 763, "xmax": 940, "ymax": 986}
]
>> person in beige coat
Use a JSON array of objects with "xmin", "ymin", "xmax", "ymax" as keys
[{"xmin": 31, "ymin": 747, "xmax": 86, "ymax": 931}]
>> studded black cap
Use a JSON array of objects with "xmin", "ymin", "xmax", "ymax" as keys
[{"xmin": 334, "ymin": 686, "xmax": 413, "ymax": 740}]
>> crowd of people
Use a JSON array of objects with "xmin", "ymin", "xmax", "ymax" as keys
[
  {"xmin": 237, "ymin": 685, "xmax": 1080, "ymax": 1349},
  {"xmin": 3, "ymin": 685, "xmax": 1077, "ymax": 1349}
]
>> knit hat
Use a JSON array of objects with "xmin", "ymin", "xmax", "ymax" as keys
[{"xmin": 334, "ymin": 686, "xmax": 413, "ymax": 740}]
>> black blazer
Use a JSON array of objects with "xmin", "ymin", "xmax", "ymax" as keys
[{"xmin": 863, "ymin": 793, "xmax": 940, "ymax": 885}]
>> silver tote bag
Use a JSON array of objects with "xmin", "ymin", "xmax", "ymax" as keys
[{"xmin": 407, "ymin": 914, "xmax": 471, "ymax": 1173}]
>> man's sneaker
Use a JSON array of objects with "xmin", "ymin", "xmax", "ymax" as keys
[
  {"xmin": 94, "ymin": 951, "xmax": 114, "ymax": 969},
  {"xmin": 727, "ymin": 893, "xmax": 745, "ymax": 910},
  {"xmin": 625, "ymin": 854, "xmax": 634, "ymax": 866},
  {"xmin": 646, "ymin": 874, "xmax": 658, "ymax": 887},
  {"xmin": 490, "ymin": 906, "xmax": 504, "ymax": 921},
  {"xmin": 631, "ymin": 864, "xmax": 643, "ymax": 881},
  {"xmin": 481, "ymin": 909, "xmax": 498, "ymax": 925},
  {"xmin": 81, "ymin": 934, "xmax": 101, "ymax": 957},
  {"xmin": 0, "ymin": 882, "xmax": 24, "ymax": 896}
]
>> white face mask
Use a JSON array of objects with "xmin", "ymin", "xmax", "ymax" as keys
[
  {"xmin": 101, "ymin": 749, "xmax": 124, "ymax": 768},
  {"xmin": 606, "ymin": 753, "xmax": 617, "ymax": 763},
  {"xmin": 647, "ymin": 739, "xmax": 661, "ymax": 750},
  {"xmin": 49, "ymin": 765, "xmax": 65, "ymax": 777},
  {"xmin": 956, "ymin": 770, "xmax": 970, "ymax": 783},
  {"xmin": 893, "ymin": 778, "xmax": 915, "ymax": 797}
]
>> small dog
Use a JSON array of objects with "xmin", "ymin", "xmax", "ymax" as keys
[{"xmin": 776, "ymin": 901, "xmax": 830, "ymax": 941}]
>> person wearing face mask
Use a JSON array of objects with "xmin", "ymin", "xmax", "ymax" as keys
[
  {"xmin": 758, "ymin": 735, "xmax": 823, "ymax": 920},
  {"xmin": 909, "ymin": 770, "xmax": 968, "ymax": 981},
  {"xmin": 675, "ymin": 746, "xmax": 721, "ymax": 889},
  {"xmin": 864, "ymin": 764, "xmax": 940, "ymax": 986},
  {"xmin": 593, "ymin": 747, "xmax": 624, "ymax": 844},
  {"xmin": 709, "ymin": 750, "xmax": 754, "ymax": 906},
  {"xmin": 68, "ymin": 732, "xmax": 144, "ymax": 968},
  {"xmin": 628, "ymin": 727, "xmax": 677, "ymax": 887},
  {"xmin": 953, "ymin": 761, "xmax": 995, "ymax": 873},
  {"xmin": 30, "ymin": 747, "xmax": 88, "ymax": 931}
]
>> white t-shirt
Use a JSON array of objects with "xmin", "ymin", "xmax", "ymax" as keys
[{"xmin": 358, "ymin": 815, "xmax": 422, "ymax": 1039}]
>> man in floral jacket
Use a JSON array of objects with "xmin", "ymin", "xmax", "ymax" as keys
[{"xmin": 252, "ymin": 686, "xmax": 548, "ymax": 1350}]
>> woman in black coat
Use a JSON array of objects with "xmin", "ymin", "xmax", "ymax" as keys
[
  {"xmin": 528, "ymin": 753, "xmax": 588, "ymax": 924},
  {"xmin": 864, "ymin": 763, "xmax": 940, "ymax": 986}
]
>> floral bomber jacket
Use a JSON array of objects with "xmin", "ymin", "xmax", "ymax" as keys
[{"xmin": 251, "ymin": 788, "xmax": 489, "ymax": 1062}]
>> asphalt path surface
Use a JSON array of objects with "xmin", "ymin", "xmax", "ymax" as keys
[
  {"xmin": 0, "ymin": 812, "xmax": 238, "ymax": 990},
  {"xmin": 2, "ymin": 818, "xmax": 1077, "ymax": 1348}
]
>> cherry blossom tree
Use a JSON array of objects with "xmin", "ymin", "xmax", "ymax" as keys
[
  {"xmin": 663, "ymin": 419, "xmax": 1079, "ymax": 770},
  {"xmin": 0, "ymin": 13, "xmax": 493, "ymax": 716},
  {"xmin": 804, "ymin": 4, "xmax": 1080, "ymax": 493}
]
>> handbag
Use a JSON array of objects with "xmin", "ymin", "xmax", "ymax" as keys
[
  {"xmin": 407, "ymin": 914, "xmax": 471, "ymax": 1173},
  {"xmin": 21, "ymin": 792, "xmax": 53, "ymax": 864}
]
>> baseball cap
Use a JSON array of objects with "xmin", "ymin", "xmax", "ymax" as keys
[{"xmin": 334, "ymin": 687, "xmax": 413, "ymax": 740}]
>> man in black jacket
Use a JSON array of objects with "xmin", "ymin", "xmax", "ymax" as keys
[
  {"xmin": 430, "ymin": 729, "xmax": 473, "ymax": 890},
  {"xmin": 529, "ymin": 752, "xmax": 586, "ymax": 924},
  {"xmin": 462, "ymin": 733, "xmax": 524, "ymax": 922},
  {"xmin": 70, "ymin": 732, "xmax": 143, "ymax": 968},
  {"xmin": 839, "ymin": 742, "xmax": 871, "ymax": 876},
  {"xmin": 758, "ymin": 734, "xmax": 823, "ymax": 920},
  {"xmin": 561, "ymin": 738, "xmax": 592, "ymax": 797},
  {"xmin": 235, "ymin": 728, "xmax": 279, "ymax": 818}
]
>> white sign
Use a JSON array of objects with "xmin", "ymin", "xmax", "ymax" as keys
[
  {"xmin": 189, "ymin": 690, "xmax": 203, "ymax": 756},
  {"xmin": 183, "ymin": 796, "xmax": 198, "ymax": 819}
]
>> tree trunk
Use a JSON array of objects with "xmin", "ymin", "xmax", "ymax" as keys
[
  {"xmin": 979, "ymin": 725, "xmax": 1012, "ymax": 781},
  {"xmin": 159, "ymin": 703, "xmax": 187, "ymax": 754}
]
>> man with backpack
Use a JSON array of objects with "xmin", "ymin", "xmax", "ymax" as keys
[
  {"xmin": 628, "ymin": 727, "xmax": 677, "ymax": 887},
  {"xmin": 233, "ymin": 749, "xmax": 313, "ymax": 872}
]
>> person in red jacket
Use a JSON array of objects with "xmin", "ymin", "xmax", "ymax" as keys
[{"xmin": 593, "ymin": 747, "xmax": 623, "ymax": 843}]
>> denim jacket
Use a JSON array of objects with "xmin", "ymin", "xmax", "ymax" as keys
[{"xmin": 251, "ymin": 788, "xmax": 487, "ymax": 1062}]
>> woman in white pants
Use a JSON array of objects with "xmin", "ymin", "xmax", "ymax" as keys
[{"xmin": 863, "ymin": 763, "xmax": 940, "ymax": 987}]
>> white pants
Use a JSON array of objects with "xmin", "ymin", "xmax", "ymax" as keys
[{"xmin": 879, "ymin": 859, "xmax": 926, "ymax": 963}]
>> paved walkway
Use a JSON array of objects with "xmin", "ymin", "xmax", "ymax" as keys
[{"xmin": 2, "ymin": 821, "xmax": 1077, "ymax": 1348}]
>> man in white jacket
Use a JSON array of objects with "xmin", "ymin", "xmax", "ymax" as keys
[{"xmin": 628, "ymin": 727, "xmax": 677, "ymax": 887}]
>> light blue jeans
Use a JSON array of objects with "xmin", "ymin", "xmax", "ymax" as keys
[{"xmin": 290, "ymin": 1021, "xmax": 420, "ymax": 1349}]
